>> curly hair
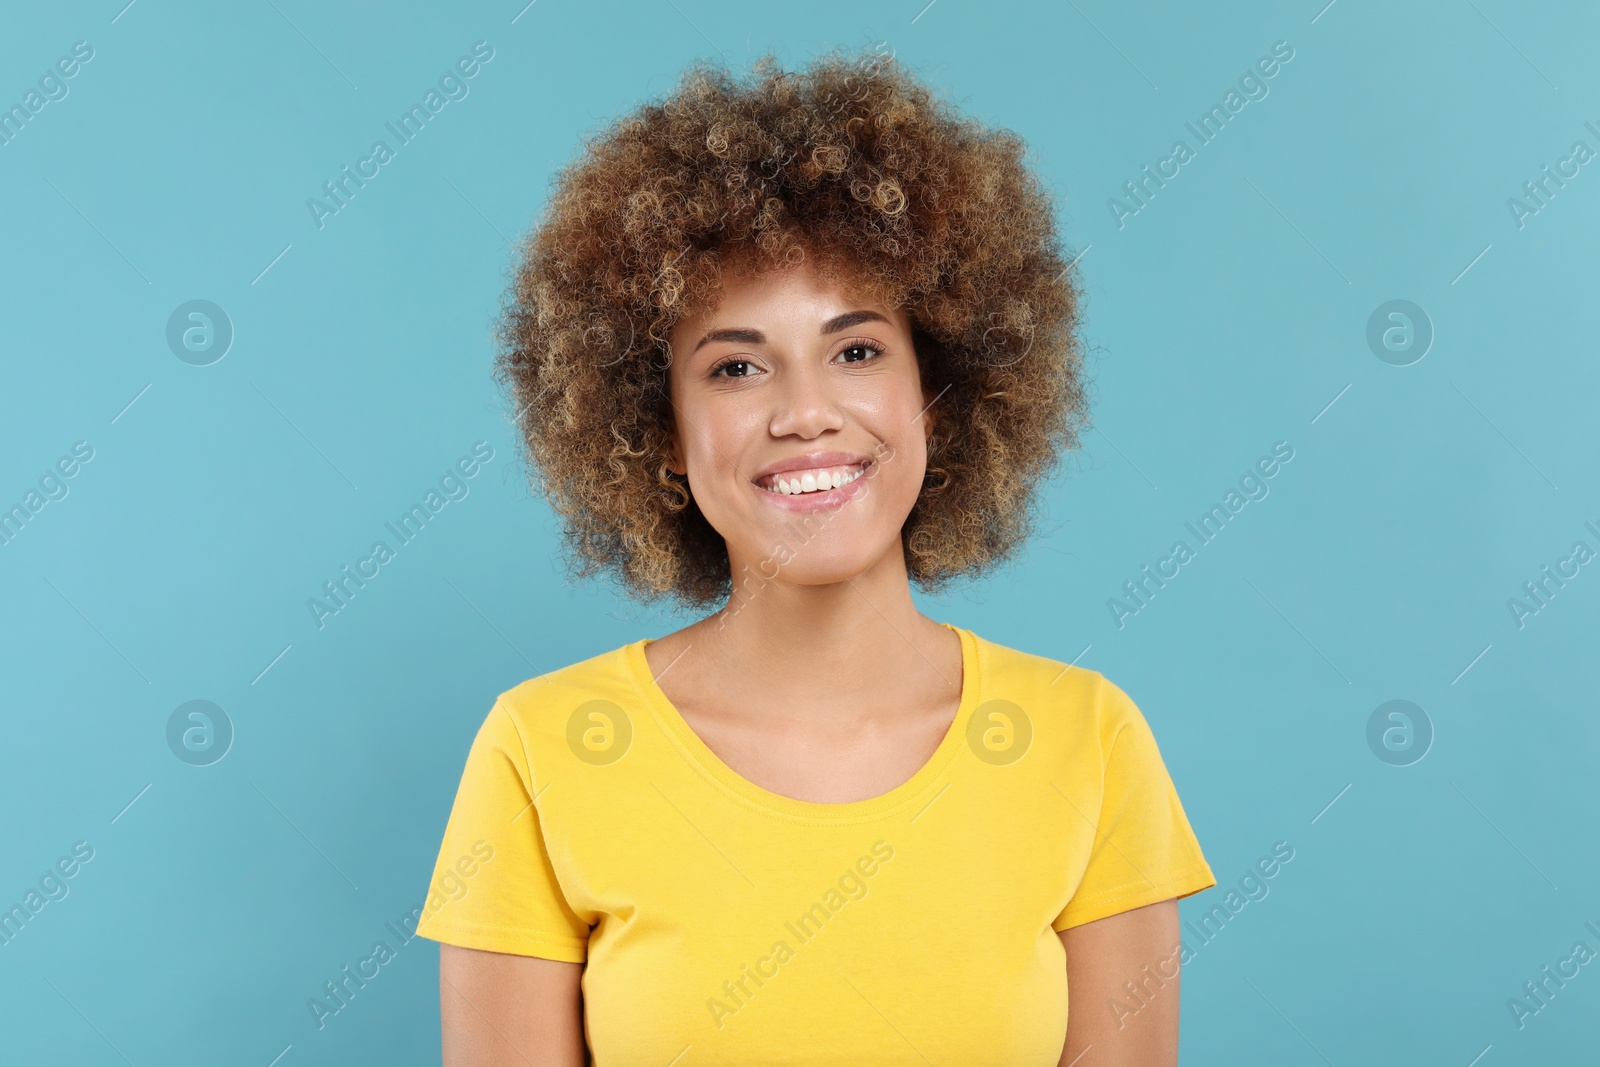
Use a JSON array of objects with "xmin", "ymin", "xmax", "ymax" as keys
[{"xmin": 494, "ymin": 46, "xmax": 1091, "ymax": 611}]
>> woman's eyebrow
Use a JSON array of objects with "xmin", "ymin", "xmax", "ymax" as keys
[
  {"xmin": 820, "ymin": 309, "xmax": 891, "ymax": 335},
  {"xmin": 691, "ymin": 310, "xmax": 891, "ymax": 354}
]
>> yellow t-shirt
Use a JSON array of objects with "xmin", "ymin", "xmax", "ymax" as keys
[{"xmin": 416, "ymin": 622, "xmax": 1215, "ymax": 1065}]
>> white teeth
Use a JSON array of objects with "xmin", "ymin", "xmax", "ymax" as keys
[{"xmin": 766, "ymin": 464, "xmax": 865, "ymax": 496}]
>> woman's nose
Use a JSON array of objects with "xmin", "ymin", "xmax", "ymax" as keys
[{"xmin": 767, "ymin": 361, "xmax": 846, "ymax": 438}]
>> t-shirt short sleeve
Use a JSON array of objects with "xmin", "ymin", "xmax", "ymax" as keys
[
  {"xmin": 413, "ymin": 697, "xmax": 591, "ymax": 962},
  {"xmin": 1052, "ymin": 675, "xmax": 1216, "ymax": 931}
]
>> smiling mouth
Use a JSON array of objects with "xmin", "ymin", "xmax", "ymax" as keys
[{"xmin": 754, "ymin": 460, "xmax": 872, "ymax": 496}]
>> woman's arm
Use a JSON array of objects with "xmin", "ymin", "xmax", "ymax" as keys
[
  {"xmin": 1058, "ymin": 898, "xmax": 1184, "ymax": 1066},
  {"xmin": 439, "ymin": 943, "xmax": 587, "ymax": 1066}
]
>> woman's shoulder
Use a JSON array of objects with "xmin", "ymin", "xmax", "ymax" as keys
[
  {"xmin": 967, "ymin": 625, "xmax": 1109, "ymax": 695},
  {"xmin": 960, "ymin": 630, "xmax": 1164, "ymax": 755},
  {"xmin": 491, "ymin": 637, "xmax": 646, "ymax": 734},
  {"xmin": 966, "ymin": 626, "xmax": 1152, "ymax": 729}
]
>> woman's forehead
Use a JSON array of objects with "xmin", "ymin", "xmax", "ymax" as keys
[{"xmin": 671, "ymin": 257, "xmax": 902, "ymax": 337}]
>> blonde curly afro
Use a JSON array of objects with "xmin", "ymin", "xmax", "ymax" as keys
[{"xmin": 495, "ymin": 46, "xmax": 1091, "ymax": 611}]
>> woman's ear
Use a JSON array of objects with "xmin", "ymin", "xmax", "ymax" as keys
[{"xmin": 664, "ymin": 424, "xmax": 687, "ymax": 476}]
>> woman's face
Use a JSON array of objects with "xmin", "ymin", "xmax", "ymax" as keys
[{"xmin": 665, "ymin": 256, "xmax": 936, "ymax": 592}]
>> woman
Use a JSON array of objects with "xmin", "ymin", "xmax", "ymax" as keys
[{"xmin": 417, "ymin": 47, "xmax": 1215, "ymax": 1066}]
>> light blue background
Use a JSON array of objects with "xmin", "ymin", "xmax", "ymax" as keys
[{"xmin": 3, "ymin": 0, "xmax": 1597, "ymax": 1063}]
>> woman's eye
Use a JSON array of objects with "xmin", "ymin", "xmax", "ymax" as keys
[
  {"xmin": 838, "ymin": 343, "xmax": 884, "ymax": 363},
  {"xmin": 710, "ymin": 359, "xmax": 753, "ymax": 379}
]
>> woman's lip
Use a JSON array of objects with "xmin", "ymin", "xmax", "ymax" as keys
[
  {"xmin": 751, "ymin": 461, "xmax": 875, "ymax": 512},
  {"xmin": 752, "ymin": 452, "xmax": 875, "ymax": 484}
]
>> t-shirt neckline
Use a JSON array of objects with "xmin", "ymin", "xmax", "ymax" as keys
[{"xmin": 626, "ymin": 622, "xmax": 981, "ymax": 822}]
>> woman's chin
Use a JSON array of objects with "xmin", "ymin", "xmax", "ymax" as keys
[{"xmin": 727, "ymin": 542, "xmax": 890, "ymax": 590}]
